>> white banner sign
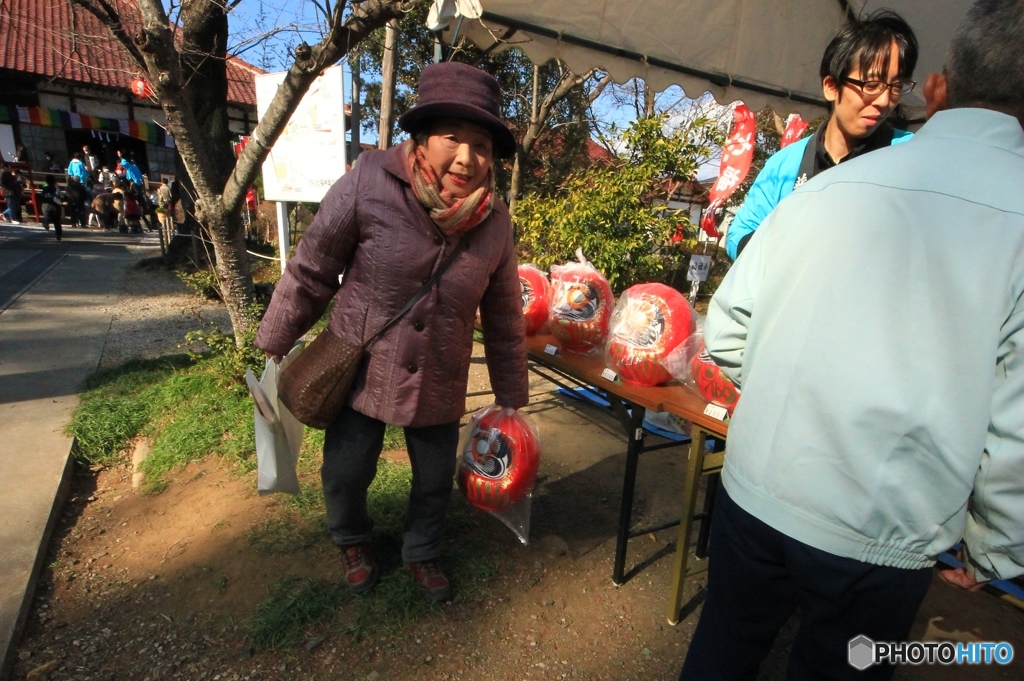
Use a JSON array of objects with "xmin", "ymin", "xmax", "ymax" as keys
[
  {"xmin": 687, "ymin": 254, "xmax": 712, "ymax": 282},
  {"xmin": 256, "ymin": 66, "xmax": 347, "ymax": 203}
]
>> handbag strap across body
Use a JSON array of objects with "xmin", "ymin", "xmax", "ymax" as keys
[{"xmin": 360, "ymin": 237, "xmax": 469, "ymax": 349}]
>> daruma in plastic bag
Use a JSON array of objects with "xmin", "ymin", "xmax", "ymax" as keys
[
  {"xmin": 458, "ymin": 405, "xmax": 541, "ymax": 513},
  {"xmin": 691, "ymin": 344, "xmax": 740, "ymax": 414},
  {"xmin": 606, "ymin": 283, "xmax": 695, "ymax": 386},
  {"xmin": 518, "ymin": 264, "xmax": 550, "ymax": 335},
  {"xmin": 549, "ymin": 250, "xmax": 613, "ymax": 353}
]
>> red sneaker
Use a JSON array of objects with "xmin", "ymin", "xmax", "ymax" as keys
[
  {"xmin": 341, "ymin": 544, "xmax": 379, "ymax": 594},
  {"xmin": 407, "ymin": 560, "xmax": 452, "ymax": 603}
]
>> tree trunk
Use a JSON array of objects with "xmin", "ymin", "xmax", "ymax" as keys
[
  {"xmin": 508, "ymin": 67, "xmax": 610, "ymax": 216},
  {"xmin": 378, "ymin": 19, "xmax": 398, "ymax": 149},
  {"xmin": 644, "ymin": 83, "xmax": 656, "ymax": 118},
  {"xmin": 207, "ymin": 207, "xmax": 257, "ymax": 338},
  {"xmin": 509, "ymin": 151, "xmax": 524, "ymax": 216},
  {"xmin": 508, "ymin": 65, "xmax": 541, "ymax": 216},
  {"xmin": 70, "ymin": 0, "xmax": 416, "ymax": 346}
]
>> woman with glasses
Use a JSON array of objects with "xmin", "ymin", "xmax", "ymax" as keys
[{"xmin": 726, "ymin": 10, "xmax": 919, "ymax": 260}]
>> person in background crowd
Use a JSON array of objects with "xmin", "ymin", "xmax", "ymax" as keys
[
  {"xmin": 44, "ymin": 151, "xmax": 61, "ymax": 173},
  {"xmin": 725, "ymin": 10, "xmax": 919, "ymax": 260},
  {"xmin": 680, "ymin": 1, "xmax": 1024, "ymax": 679},
  {"xmin": 39, "ymin": 175, "xmax": 62, "ymax": 240},
  {"xmin": 67, "ymin": 152, "xmax": 90, "ymax": 188},
  {"xmin": 116, "ymin": 151, "xmax": 145, "ymax": 188},
  {"xmin": 1, "ymin": 164, "xmax": 23, "ymax": 224},
  {"xmin": 62, "ymin": 176, "xmax": 88, "ymax": 229},
  {"xmin": 14, "ymin": 144, "xmax": 28, "ymax": 165},
  {"xmin": 121, "ymin": 186, "xmax": 144, "ymax": 234},
  {"xmin": 82, "ymin": 145, "xmax": 99, "ymax": 179},
  {"xmin": 156, "ymin": 181, "xmax": 174, "ymax": 245},
  {"xmin": 110, "ymin": 180, "xmax": 127, "ymax": 232},
  {"xmin": 168, "ymin": 176, "xmax": 180, "ymax": 216},
  {"xmin": 255, "ymin": 62, "xmax": 528, "ymax": 604},
  {"xmin": 97, "ymin": 166, "xmax": 113, "ymax": 189},
  {"xmin": 90, "ymin": 190, "xmax": 118, "ymax": 231}
]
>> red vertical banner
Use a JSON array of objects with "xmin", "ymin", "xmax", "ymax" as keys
[
  {"xmin": 701, "ymin": 104, "xmax": 756, "ymax": 238},
  {"xmin": 780, "ymin": 113, "xmax": 809, "ymax": 149}
]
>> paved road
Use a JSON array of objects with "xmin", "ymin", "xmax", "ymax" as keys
[{"xmin": 0, "ymin": 222, "xmax": 158, "ymax": 679}]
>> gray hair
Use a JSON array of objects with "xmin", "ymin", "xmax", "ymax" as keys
[{"xmin": 944, "ymin": 0, "xmax": 1024, "ymax": 117}]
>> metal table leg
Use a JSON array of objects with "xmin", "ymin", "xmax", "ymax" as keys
[
  {"xmin": 612, "ymin": 405, "xmax": 647, "ymax": 585},
  {"xmin": 695, "ymin": 473, "xmax": 720, "ymax": 559},
  {"xmin": 666, "ymin": 426, "xmax": 709, "ymax": 624}
]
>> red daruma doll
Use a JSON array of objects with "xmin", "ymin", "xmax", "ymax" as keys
[
  {"xmin": 458, "ymin": 405, "xmax": 541, "ymax": 512},
  {"xmin": 549, "ymin": 250, "xmax": 613, "ymax": 353},
  {"xmin": 518, "ymin": 264, "xmax": 550, "ymax": 335},
  {"xmin": 606, "ymin": 283, "xmax": 695, "ymax": 386},
  {"xmin": 691, "ymin": 343, "xmax": 740, "ymax": 414}
]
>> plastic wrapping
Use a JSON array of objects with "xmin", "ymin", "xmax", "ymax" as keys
[
  {"xmin": 605, "ymin": 283, "xmax": 696, "ymax": 386},
  {"xmin": 457, "ymin": 404, "xmax": 541, "ymax": 544},
  {"xmin": 518, "ymin": 264, "xmax": 551, "ymax": 335},
  {"xmin": 665, "ymin": 331, "xmax": 741, "ymax": 414},
  {"xmin": 548, "ymin": 249, "xmax": 614, "ymax": 354}
]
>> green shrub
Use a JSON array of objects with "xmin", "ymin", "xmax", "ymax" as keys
[
  {"xmin": 515, "ymin": 115, "xmax": 724, "ymax": 290},
  {"xmin": 177, "ymin": 268, "xmax": 221, "ymax": 300}
]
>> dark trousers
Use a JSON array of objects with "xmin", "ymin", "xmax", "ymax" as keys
[
  {"xmin": 322, "ymin": 406, "xmax": 459, "ymax": 564},
  {"xmin": 679, "ymin": 488, "xmax": 932, "ymax": 681}
]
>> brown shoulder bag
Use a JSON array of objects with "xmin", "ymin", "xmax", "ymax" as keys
[{"xmin": 277, "ymin": 240, "xmax": 468, "ymax": 429}]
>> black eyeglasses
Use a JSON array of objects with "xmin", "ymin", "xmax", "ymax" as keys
[{"xmin": 843, "ymin": 77, "xmax": 916, "ymax": 98}]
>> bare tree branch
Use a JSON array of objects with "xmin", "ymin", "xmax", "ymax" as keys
[
  {"xmin": 222, "ymin": 0, "xmax": 418, "ymax": 213},
  {"xmin": 67, "ymin": 0, "xmax": 147, "ymax": 66}
]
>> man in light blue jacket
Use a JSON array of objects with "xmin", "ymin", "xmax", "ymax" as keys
[
  {"xmin": 66, "ymin": 152, "xmax": 89, "ymax": 186},
  {"xmin": 681, "ymin": 2, "xmax": 1024, "ymax": 679},
  {"xmin": 725, "ymin": 10, "xmax": 917, "ymax": 261}
]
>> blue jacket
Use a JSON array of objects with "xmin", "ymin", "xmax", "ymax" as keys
[
  {"xmin": 120, "ymin": 159, "xmax": 144, "ymax": 185},
  {"xmin": 725, "ymin": 129, "xmax": 913, "ymax": 260},
  {"xmin": 66, "ymin": 159, "xmax": 89, "ymax": 185}
]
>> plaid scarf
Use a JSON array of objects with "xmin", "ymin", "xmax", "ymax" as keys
[{"xmin": 406, "ymin": 140, "xmax": 494, "ymax": 237}]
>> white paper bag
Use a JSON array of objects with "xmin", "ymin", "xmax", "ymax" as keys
[{"xmin": 246, "ymin": 347, "xmax": 304, "ymax": 495}]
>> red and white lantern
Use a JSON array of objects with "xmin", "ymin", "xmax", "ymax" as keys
[{"xmin": 130, "ymin": 77, "xmax": 152, "ymax": 99}]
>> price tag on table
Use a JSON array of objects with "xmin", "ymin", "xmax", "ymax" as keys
[
  {"xmin": 544, "ymin": 344, "xmax": 558, "ymax": 356},
  {"xmin": 687, "ymin": 254, "xmax": 712, "ymax": 282},
  {"xmin": 600, "ymin": 368, "xmax": 618, "ymax": 382},
  {"xmin": 703, "ymin": 403, "xmax": 728, "ymax": 421}
]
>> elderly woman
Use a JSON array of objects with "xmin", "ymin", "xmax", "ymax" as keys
[{"xmin": 255, "ymin": 62, "xmax": 528, "ymax": 602}]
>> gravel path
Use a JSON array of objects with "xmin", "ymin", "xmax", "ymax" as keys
[{"xmin": 97, "ymin": 260, "xmax": 232, "ymax": 370}]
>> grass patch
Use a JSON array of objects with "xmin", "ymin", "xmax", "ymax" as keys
[
  {"xmin": 248, "ymin": 576, "xmax": 347, "ymax": 649},
  {"xmin": 247, "ymin": 459, "xmax": 497, "ymax": 649},
  {"xmin": 65, "ymin": 353, "xmax": 255, "ymax": 490}
]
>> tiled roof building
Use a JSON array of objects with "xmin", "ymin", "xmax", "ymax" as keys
[{"xmin": 0, "ymin": 0, "xmax": 261, "ymax": 178}]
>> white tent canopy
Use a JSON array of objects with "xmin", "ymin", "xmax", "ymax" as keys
[{"xmin": 432, "ymin": 0, "xmax": 972, "ymax": 118}]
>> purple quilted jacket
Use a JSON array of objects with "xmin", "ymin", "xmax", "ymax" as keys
[{"xmin": 255, "ymin": 144, "xmax": 529, "ymax": 428}]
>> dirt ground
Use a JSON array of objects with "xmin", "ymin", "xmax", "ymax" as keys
[{"xmin": 10, "ymin": 268, "xmax": 1024, "ymax": 681}]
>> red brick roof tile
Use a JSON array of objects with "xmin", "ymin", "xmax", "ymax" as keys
[{"xmin": 1, "ymin": 0, "xmax": 261, "ymax": 107}]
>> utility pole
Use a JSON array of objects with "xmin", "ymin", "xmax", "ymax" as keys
[
  {"xmin": 378, "ymin": 19, "xmax": 399, "ymax": 150},
  {"xmin": 349, "ymin": 52, "xmax": 362, "ymax": 164}
]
